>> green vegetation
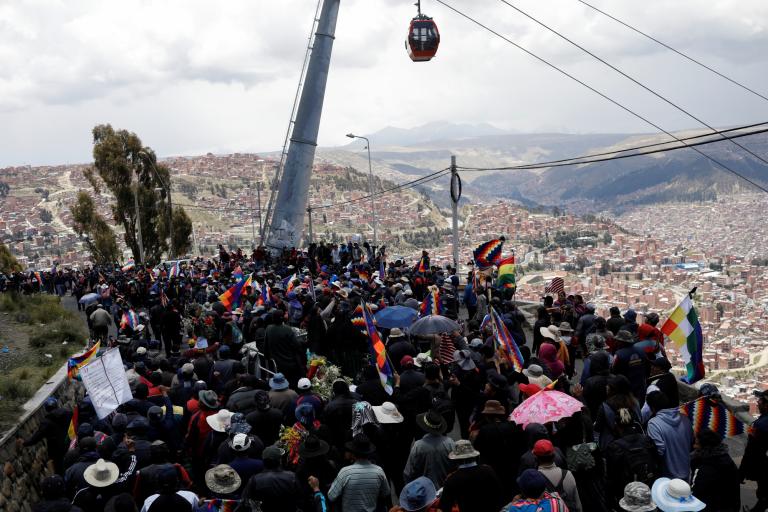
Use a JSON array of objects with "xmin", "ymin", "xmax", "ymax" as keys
[
  {"xmin": 81, "ymin": 124, "xmax": 193, "ymax": 264},
  {"xmin": 0, "ymin": 243, "xmax": 22, "ymax": 273},
  {"xmin": 0, "ymin": 294, "xmax": 87, "ymax": 428}
]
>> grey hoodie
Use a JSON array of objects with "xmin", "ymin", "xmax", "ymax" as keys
[{"xmin": 647, "ymin": 407, "xmax": 693, "ymax": 481}]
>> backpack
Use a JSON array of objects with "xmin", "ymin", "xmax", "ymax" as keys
[
  {"xmin": 543, "ymin": 468, "xmax": 568, "ymax": 498},
  {"xmin": 609, "ymin": 433, "xmax": 659, "ymax": 487}
]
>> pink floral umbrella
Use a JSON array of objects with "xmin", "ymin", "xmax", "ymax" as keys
[{"xmin": 509, "ymin": 389, "xmax": 584, "ymax": 428}]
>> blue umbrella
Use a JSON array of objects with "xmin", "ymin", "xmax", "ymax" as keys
[
  {"xmin": 78, "ymin": 293, "xmax": 100, "ymax": 304},
  {"xmin": 374, "ymin": 305, "xmax": 419, "ymax": 329}
]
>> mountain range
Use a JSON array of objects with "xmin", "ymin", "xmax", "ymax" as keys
[{"xmin": 315, "ymin": 122, "xmax": 768, "ymax": 213}]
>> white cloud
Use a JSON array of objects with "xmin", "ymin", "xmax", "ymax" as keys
[{"xmin": 1, "ymin": 0, "xmax": 767, "ymax": 166}]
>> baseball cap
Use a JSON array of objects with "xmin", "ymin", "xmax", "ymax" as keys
[
  {"xmin": 400, "ymin": 355, "xmax": 415, "ymax": 368},
  {"xmin": 532, "ymin": 439, "xmax": 555, "ymax": 457},
  {"xmin": 297, "ymin": 378, "xmax": 312, "ymax": 391}
]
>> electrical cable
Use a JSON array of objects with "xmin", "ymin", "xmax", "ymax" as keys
[
  {"xmin": 497, "ymin": 0, "xmax": 768, "ymax": 168},
  {"xmin": 433, "ymin": 0, "xmax": 768, "ymax": 193},
  {"xmin": 456, "ymin": 123, "xmax": 768, "ymax": 172},
  {"xmin": 175, "ymin": 167, "xmax": 452, "ymax": 213},
  {"xmin": 574, "ymin": 0, "xmax": 768, "ymax": 104},
  {"xmin": 176, "ymin": 124, "xmax": 768, "ymax": 213},
  {"xmin": 309, "ymin": 167, "xmax": 452, "ymax": 210}
]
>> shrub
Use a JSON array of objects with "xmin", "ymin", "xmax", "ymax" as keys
[{"xmin": 0, "ymin": 379, "xmax": 33, "ymax": 401}]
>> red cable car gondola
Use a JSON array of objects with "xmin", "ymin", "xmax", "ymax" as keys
[{"xmin": 406, "ymin": 1, "xmax": 440, "ymax": 62}]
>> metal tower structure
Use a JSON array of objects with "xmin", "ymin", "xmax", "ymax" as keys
[{"xmin": 264, "ymin": 0, "xmax": 341, "ymax": 250}]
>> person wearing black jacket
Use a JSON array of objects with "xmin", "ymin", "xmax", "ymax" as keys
[
  {"xmin": 647, "ymin": 357, "xmax": 679, "ymax": 406},
  {"xmin": 741, "ymin": 390, "xmax": 768, "ymax": 512},
  {"xmin": 23, "ymin": 397, "xmax": 72, "ymax": 475},
  {"xmin": 691, "ymin": 428, "xmax": 740, "ymax": 512},
  {"xmin": 240, "ymin": 446, "xmax": 302, "ymax": 512},
  {"xmin": 263, "ymin": 311, "xmax": 305, "ymax": 388}
]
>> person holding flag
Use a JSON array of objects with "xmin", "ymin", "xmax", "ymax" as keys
[{"xmin": 351, "ymin": 300, "xmax": 395, "ymax": 396}]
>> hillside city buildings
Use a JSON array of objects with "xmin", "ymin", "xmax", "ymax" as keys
[{"xmin": 2, "ymin": 160, "xmax": 767, "ymax": 410}]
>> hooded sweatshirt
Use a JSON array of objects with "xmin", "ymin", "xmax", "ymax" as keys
[{"xmin": 647, "ymin": 408, "xmax": 693, "ymax": 481}]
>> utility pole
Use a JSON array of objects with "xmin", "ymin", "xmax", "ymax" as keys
[
  {"xmin": 450, "ymin": 155, "xmax": 460, "ymax": 272},
  {"xmin": 307, "ymin": 206, "xmax": 314, "ymax": 246}
]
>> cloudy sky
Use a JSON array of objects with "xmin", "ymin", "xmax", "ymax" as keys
[{"xmin": 1, "ymin": 0, "xmax": 767, "ymax": 166}]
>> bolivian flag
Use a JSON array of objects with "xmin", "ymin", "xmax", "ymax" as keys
[
  {"xmin": 496, "ymin": 255, "xmax": 516, "ymax": 290},
  {"xmin": 661, "ymin": 295, "xmax": 705, "ymax": 383}
]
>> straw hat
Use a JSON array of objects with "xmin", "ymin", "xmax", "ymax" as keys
[
  {"xmin": 206, "ymin": 409, "xmax": 234, "ymax": 433},
  {"xmin": 372, "ymin": 402, "xmax": 404, "ymax": 424},
  {"xmin": 83, "ymin": 459, "xmax": 119, "ymax": 487},
  {"xmin": 540, "ymin": 325, "xmax": 561, "ymax": 341},
  {"xmin": 205, "ymin": 464, "xmax": 242, "ymax": 495}
]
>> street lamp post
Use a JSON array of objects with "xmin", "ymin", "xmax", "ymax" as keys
[
  {"xmin": 346, "ymin": 133, "xmax": 378, "ymax": 247},
  {"xmin": 139, "ymin": 150, "xmax": 175, "ymax": 259}
]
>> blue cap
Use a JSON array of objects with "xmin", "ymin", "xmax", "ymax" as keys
[{"xmin": 517, "ymin": 469, "xmax": 548, "ymax": 498}]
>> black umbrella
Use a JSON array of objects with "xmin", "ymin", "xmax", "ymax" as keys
[{"xmin": 409, "ymin": 315, "xmax": 461, "ymax": 336}]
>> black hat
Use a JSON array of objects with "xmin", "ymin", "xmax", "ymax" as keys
[
  {"xmin": 299, "ymin": 435, "xmax": 330, "ymax": 459},
  {"xmin": 416, "ymin": 410, "xmax": 447, "ymax": 435},
  {"xmin": 344, "ymin": 434, "xmax": 377, "ymax": 457},
  {"xmin": 649, "ymin": 357, "xmax": 672, "ymax": 372}
]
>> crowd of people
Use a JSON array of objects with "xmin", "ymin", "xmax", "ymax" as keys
[{"xmin": 9, "ymin": 241, "xmax": 768, "ymax": 512}]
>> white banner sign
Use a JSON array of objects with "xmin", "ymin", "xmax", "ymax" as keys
[{"xmin": 79, "ymin": 348, "xmax": 133, "ymax": 419}]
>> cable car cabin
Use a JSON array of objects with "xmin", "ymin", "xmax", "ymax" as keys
[{"xmin": 406, "ymin": 16, "xmax": 440, "ymax": 62}]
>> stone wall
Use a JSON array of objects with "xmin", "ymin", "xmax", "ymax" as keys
[{"xmin": 0, "ymin": 364, "xmax": 81, "ymax": 512}]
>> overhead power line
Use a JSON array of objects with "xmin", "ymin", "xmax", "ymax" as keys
[
  {"xmin": 456, "ymin": 122, "xmax": 768, "ymax": 172},
  {"xmin": 176, "ymin": 167, "xmax": 452, "ymax": 213},
  {"xmin": 177, "ymin": 122, "xmax": 768, "ymax": 215},
  {"xmin": 433, "ymin": 0, "xmax": 768, "ymax": 194},
  {"xmin": 574, "ymin": 0, "xmax": 768, "ymax": 104},
  {"xmin": 497, "ymin": 0, "xmax": 768, "ymax": 169}
]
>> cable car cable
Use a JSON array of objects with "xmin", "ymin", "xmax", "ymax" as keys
[
  {"xmin": 573, "ymin": 0, "xmax": 768, "ymax": 104},
  {"xmin": 497, "ymin": 0, "xmax": 768, "ymax": 168},
  {"xmin": 432, "ymin": 0, "xmax": 768, "ymax": 194},
  {"xmin": 309, "ymin": 168, "xmax": 452, "ymax": 210},
  {"xmin": 456, "ymin": 123, "xmax": 768, "ymax": 172},
  {"xmin": 177, "ymin": 123, "xmax": 768, "ymax": 214}
]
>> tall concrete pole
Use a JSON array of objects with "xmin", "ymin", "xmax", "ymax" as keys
[{"xmin": 267, "ymin": 0, "xmax": 341, "ymax": 250}]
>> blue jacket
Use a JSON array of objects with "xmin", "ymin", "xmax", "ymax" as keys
[
  {"xmin": 463, "ymin": 283, "xmax": 477, "ymax": 307},
  {"xmin": 648, "ymin": 408, "xmax": 693, "ymax": 481}
]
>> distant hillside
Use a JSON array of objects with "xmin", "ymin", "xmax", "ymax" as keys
[{"xmin": 316, "ymin": 123, "xmax": 768, "ymax": 213}]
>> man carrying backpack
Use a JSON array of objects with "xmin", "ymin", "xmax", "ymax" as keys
[
  {"xmin": 502, "ymin": 469, "xmax": 569, "ymax": 512},
  {"xmin": 533, "ymin": 439, "xmax": 581, "ymax": 512},
  {"xmin": 605, "ymin": 410, "xmax": 660, "ymax": 508}
]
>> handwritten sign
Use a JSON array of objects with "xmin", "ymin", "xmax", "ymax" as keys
[{"xmin": 79, "ymin": 348, "xmax": 133, "ymax": 419}]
